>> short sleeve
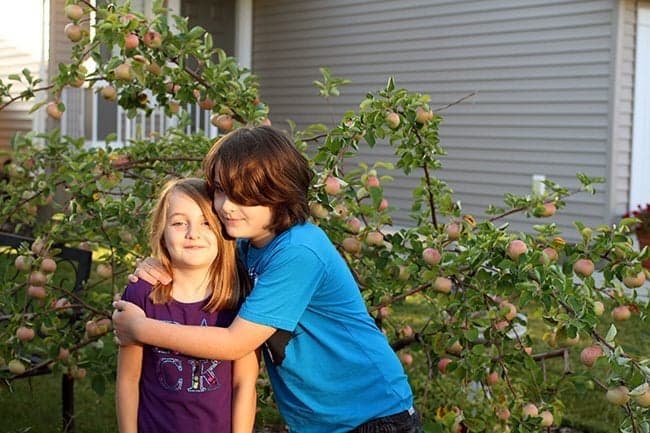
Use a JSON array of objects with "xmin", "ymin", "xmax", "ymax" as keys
[
  {"xmin": 121, "ymin": 279, "xmax": 153, "ymax": 309},
  {"xmin": 238, "ymin": 245, "xmax": 325, "ymax": 331}
]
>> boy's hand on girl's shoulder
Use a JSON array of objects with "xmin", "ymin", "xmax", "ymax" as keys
[{"xmin": 130, "ymin": 257, "xmax": 172, "ymax": 285}]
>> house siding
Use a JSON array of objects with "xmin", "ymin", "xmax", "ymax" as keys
[{"xmin": 252, "ymin": 0, "xmax": 625, "ymax": 237}]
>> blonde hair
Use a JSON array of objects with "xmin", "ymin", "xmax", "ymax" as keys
[{"xmin": 148, "ymin": 177, "xmax": 249, "ymax": 312}]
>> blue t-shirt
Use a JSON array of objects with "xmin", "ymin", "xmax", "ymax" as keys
[
  {"xmin": 122, "ymin": 280, "xmax": 237, "ymax": 433},
  {"xmin": 238, "ymin": 222, "xmax": 413, "ymax": 433}
]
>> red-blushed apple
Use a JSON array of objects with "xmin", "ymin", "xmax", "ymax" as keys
[
  {"xmin": 148, "ymin": 61, "xmax": 162, "ymax": 75},
  {"xmin": 46, "ymin": 101, "xmax": 63, "ymax": 120},
  {"xmin": 332, "ymin": 203, "xmax": 348, "ymax": 219},
  {"xmin": 611, "ymin": 305, "xmax": 631, "ymax": 321},
  {"xmin": 533, "ymin": 202, "xmax": 556, "ymax": 217},
  {"xmin": 494, "ymin": 320, "xmax": 510, "ymax": 331},
  {"xmin": 341, "ymin": 237, "xmax": 361, "ymax": 255},
  {"xmin": 29, "ymin": 270, "xmax": 47, "ymax": 286},
  {"xmin": 541, "ymin": 246, "xmax": 559, "ymax": 263},
  {"xmin": 496, "ymin": 407, "xmax": 510, "ymax": 421},
  {"xmin": 211, "ymin": 114, "xmax": 234, "ymax": 132},
  {"xmin": 378, "ymin": 306, "xmax": 390, "ymax": 319},
  {"xmin": 606, "ymin": 386, "xmax": 630, "ymax": 406},
  {"xmin": 324, "ymin": 176, "xmax": 342, "ymax": 195},
  {"xmin": 57, "ymin": 347, "xmax": 70, "ymax": 362},
  {"xmin": 27, "ymin": 285, "xmax": 47, "ymax": 300},
  {"xmin": 433, "ymin": 276, "xmax": 452, "ymax": 294},
  {"xmin": 70, "ymin": 366, "xmax": 87, "ymax": 380},
  {"xmin": 124, "ymin": 32, "xmax": 139, "ymax": 50},
  {"xmin": 198, "ymin": 96, "xmax": 216, "ymax": 110},
  {"xmin": 377, "ymin": 198, "xmax": 389, "ymax": 211},
  {"xmin": 40, "ymin": 258, "xmax": 57, "ymax": 274},
  {"xmin": 365, "ymin": 175, "xmax": 380, "ymax": 188},
  {"xmin": 437, "ymin": 357, "xmax": 452, "ymax": 374},
  {"xmin": 14, "ymin": 255, "xmax": 32, "ymax": 272},
  {"xmin": 593, "ymin": 300, "xmax": 605, "ymax": 316},
  {"xmin": 631, "ymin": 383, "xmax": 650, "ymax": 407},
  {"xmin": 446, "ymin": 222, "xmax": 461, "ymax": 241},
  {"xmin": 399, "ymin": 352, "xmax": 413, "ymax": 366},
  {"xmin": 623, "ymin": 271, "xmax": 646, "ymax": 288},
  {"xmin": 64, "ymin": 4, "xmax": 84, "ymax": 21},
  {"xmin": 365, "ymin": 231, "xmax": 384, "ymax": 247},
  {"xmin": 506, "ymin": 239, "xmax": 527, "ymax": 261},
  {"xmin": 539, "ymin": 410, "xmax": 554, "ymax": 427},
  {"xmin": 422, "ymin": 247, "xmax": 442, "ymax": 266},
  {"xmin": 64, "ymin": 23, "xmax": 82, "ymax": 42},
  {"xmin": 260, "ymin": 117, "xmax": 272, "ymax": 126},
  {"xmin": 573, "ymin": 258, "xmax": 595, "ymax": 278},
  {"xmin": 345, "ymin": 217, "xmax": 362, "ymax": 234},
  {"xmin": 8, "ymin": 359, "xmax": 26, "ymax": 375},
  {"xmin": 97, "ymin": 263, "xmax": 113, "ymax": 279},
  {"xmin": 523, "ymin": 346, "xmax": 533, "ymax": 355},
  {"xmin": 100, "ymin": 85, "xmax": 117, "ymax": 101},
  {"xmin": 385, "ymin": 111, "xmax": 400, "ymax": 128},
  {"xmin": 400, "ymin": 325, "xmax": 414, "ymax": 338},
  {"xmin": 309, "ymin": 203, "xmax": 328, "ymax": 219},
  {"xmin": 486, "ymin": 371, "xmax": 499, "ymax": 386},
  {"xmin": 114, "ymin": 62, "xmax": 133, "ymax": 81},
  {"xmin": 142, "ymin": 29, "xmax": 162, "ymax": 48},
  {"xmin": 415, "ymin": 106, "xmax": 434, "ymax": 124},
  {"xmin": 521, "ymin": 403, "xmax": 538, "ymax": 418},
  {"xmin": 16, "ymin": 326, "xmax": 35, "ymax": 341},
  {"xmin": 499, "ymin": 300, "xmax": 517, "ymax": 321}
]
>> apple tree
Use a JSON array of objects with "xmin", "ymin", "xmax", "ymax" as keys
[{"xmin": 0, "ymin": 1, "xmax": 648, "ymax": 432}]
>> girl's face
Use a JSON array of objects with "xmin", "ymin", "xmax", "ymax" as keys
[
  {"xmin": 164, "ymin": 191, "xmax": 219, "ymax": 270},
  {"xmin": 212, "ymin": 191, "xmax": 274, "ymax": 248}
]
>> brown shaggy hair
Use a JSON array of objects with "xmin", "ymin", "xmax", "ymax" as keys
[
  {"xmin": 148, "ymin": 177, "xmax": 250, "ymax": 312},
  {"xmin": 203, "ymin": 126, "xmax": 313, "ymax": 235}
]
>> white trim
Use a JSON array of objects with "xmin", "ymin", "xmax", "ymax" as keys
[
  {"xmin": 630, "ymin": 6, "xmax": 650, "ymax": 209},
  {"xmin": 235, "ymin": 0, "xmax": 253, "ymax": 70}
]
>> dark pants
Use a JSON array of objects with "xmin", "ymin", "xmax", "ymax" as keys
[{"xmin": 349, "ymin": 407, "xmax": 423, "ymax": 433}]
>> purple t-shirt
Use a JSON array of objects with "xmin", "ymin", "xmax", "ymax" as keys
[{"xmin": 122, "ymin": 280, "xmax": 237, "ymax": 433}]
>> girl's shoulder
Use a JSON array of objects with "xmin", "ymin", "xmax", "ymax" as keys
[{"xmin": 122, "ymin": 279, "xmax": 154, "ymax": 306}]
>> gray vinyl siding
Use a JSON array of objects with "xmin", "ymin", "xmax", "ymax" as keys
[{"xmin": 252, "ymin": 0, "xmax": 622, "ymax": 237}]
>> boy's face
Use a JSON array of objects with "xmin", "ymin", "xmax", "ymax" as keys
[{"xmin": 212, "ymin": 190, "xmax": 275, "ymax": 248}]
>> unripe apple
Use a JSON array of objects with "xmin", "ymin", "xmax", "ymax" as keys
[
  {"xmin": 46, "ymin": 101, "xmax": 63, "ymax": 120},
  {"xmin": 399, "ymin": 352, "xmax": 413, "ymax": 366},
  {"xmin": 100, "ymin": 85, "xmax": 117, "ymax": 101},
  {"xmin": 64, "ymin": 4, "xmax": 84, "ymax": 21},
  {"xmin": 96, "ymin": 317, "xmax": 113, "ymax": 334},
  {"xmin": 114, "ymin": 63, "xmax": 133, "ymax": 81},
  {"xmin": 309, "ymin": 203, "xmax": 329, "ymax": 219},
  {"xmin": 14, "ymin": 255, "xmax": 32, "ymax": 272},
  {"xmin": 605, "ymin": 386, "xmax": 630, "ymax": 406},
  {"xmin": 506, "ymin": 239, "xmax": 527, "ymax": 261},
  {"xmin": 631, "ymin": 383, "xmax": 650, "ymax": 407},
  {"xmin": 29, "ymin": 270, "xmax": 47, "ymax": 286},
  {"xmin": 437, "ymin": 357, "xmax": 452, "ymax": 374},
  {"xmin": 422, "ymin": 247, "xmax": 442, "ymax": 266},
  {"xmin": 342, "ymin": 237, "xmax": 361, "ymax": 254},
  {"xmin": 8, "ymin": 359, "xmax": 26, "ymax": 375},
  {"xmin": 57, "ymin": 347, "xmax": 70, "ymax": 362},
  {"xmin": 499, "ymin": 300, "xmax": 517, "ymax": 321},
  {"xmin": 27, "ymin": 285, "xmax": 47, "ymax": 300},
  {"xmin": 385, "ymin": 111, "xmax": 400, "ymax": 128},
  {"xmin": 415, "ymin": 106, "xmax": 433, "ymax": 124},
  {"xmin": 534, "ymin": 202, "xmax": 556, "ymax": 217},
  {"xmin": 85, "ymin": 320, "xmax": 99, "ymax": 337},
  {"xmin": 147, "ymin": 60, "xmax": 162, "ymax": 75},
  {"xmin": 168, "ymin": 101, "xmax": 180, "ymax": 113},
  {"xmin": 124, "ymin": 33, "xmax": 139, "ymax": 50},
  {"xmin": 365, "ymin": 231, "xmax": 384, "ymax": 247},
  {"xmin": 573, "ymin": 258, "xmax": 595, "ymax": 278},
  {"xmin": 446, "ymin": 222, "xmax": 461, "ymax": 241},
  {"xmin": 64, "ymin": 23, "xmax": 82, "ymax": 42},
  {"xmin": 345, "ymin": 217, "xmax": 362, "ymax": 234},
  {"xmin": 433, "ymin": 276, "xmax": 452, "ymax": 294},
  {"xmin": 16, "ymin": 326, "xmax": 35, "ymax": 341},
  {"xmin": 539, "ymin": 410, "xmax": 554, "ymax": 427},
  {"xmin": 142, "ymin": 29, "xmax": 162, "ymax": 48},
  {"xmin": 448, "ymin": 340, "xmax": 463, "ymax": 355},
  {"xmin": 593, "ymin": 300, "xmax": 605, "ymax": 316},
  {"xmin": 324, "ymin": 176, "xmax": 342, "ymax": 195},
  {"xmin": 40, "ymin": 258, "xmax": 57, "ymax": 273},
  {"xmin": 397, "ymin": 265, "xmax": 411, "ymax": 281},
  {"xmin": 486, "ymin": 371, "xmax": 499, "ymax": 386},
  {"xmin": 70, "ymin": 366, "xmax": 87, "ymax": 380},
  {"xmin": 611, "ymin": 305, "xmax": 631, "ymax": 321},
  {"xmin": 622, "ymin": 271, "xmax": 646, "ymax": 288},
  {"xmin": 97, "ymin": 264, "xmax": 113, "ymax": 279},
  {"xmin": 211, "ymin": 114, "xmax": 234, "ymax": 132},
  {"xmin": 521, "ymin": 403, "xmax": 538, "ymax": 418},
  {"xmin": 31, "ymin": 239, "xmax": 47, "ymax": 256}
]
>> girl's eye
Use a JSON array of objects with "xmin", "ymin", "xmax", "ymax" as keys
[
  {"xmin": 202, "ymin": 220, "xmax": 211, "ymax": 226},
  {"xmin": 170, "ymin": 221, "xmax": 187, "ymax": 227}
]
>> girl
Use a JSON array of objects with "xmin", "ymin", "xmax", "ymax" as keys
[
  {"xmin": 115, "ymin": 177, "xmax": 258, "ymax": 433},
  {"xmin": 114, "ymin": 127, "xmax": 422, "ymax": 433}
]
